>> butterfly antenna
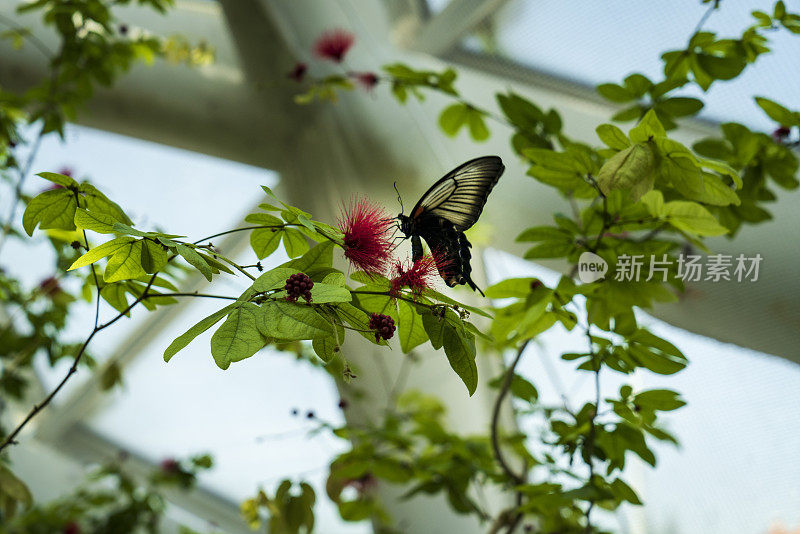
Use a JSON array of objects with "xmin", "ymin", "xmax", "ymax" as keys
[{"xmin": 393, "ymin": 181, "xmax": 404, "ymax": 214}]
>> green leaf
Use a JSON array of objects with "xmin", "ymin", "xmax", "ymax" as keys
[
  {"xmin": 310, "ymin": 282, "xmax": 351, "ymax": 304},
  {"xmin": 74, "ymin": 208, "xmax": 118, "ymax": 234},
  {"xmin": 322, "ymin": 272, "xmax": 346, "ymax": 286},
  {"xmin": 640, "ymin": 190, "xmax": 664, "ymax": 217},
  {"xmin": 658, "ymin": 152, "xmax": 704, "ymax": 198},
  {"xmin": 252, "ymin": 267, "xmax": 299, "ymax": 293},
  {"xmin": 422, "ymin": 309, "xmax": 445, "ymax": 350},
  {"xmin": 634, "ymin": 389, "xmax": 686, "ymax": 411},
  {"xmin": 623, "ymin": 74, "xmax": 652, "ymax": 97},
  {"xmin": 69, "ymin": 236, "xmax": 136, "ymax": 270},
  {"xmin": 176, "ymin": 243, "xmax": 213, "ymax": 281},
  {"xmin": 439, "ymin": 103, "xmax": 469, "ymax": 137},
  {"xmin": 244, "ymin": 212, "xmax": 283, "ymax": 226},
  {"xmin": 283, "ymin": 228, "xmax": 310, "ymax": 258},
  {"xmin": 629, "ymin": 109, "xmax": 666, "ymax": 143},
  {"xmin": 140, "ymin": 240, "xmax": 169, "ymax": 273},
  {"xmin": 260, "ymin": 301, "xmax": 332, "ymax": 340},
  {"xmin": 79, "ymin": 183, "xmax": 132, "ymax": 225},
  {"xmin": 284, "ymin": 241, "xmax": 334, "ymax": 272},
  {"xmin": 485, "ymin": 277, "xmax": 541, "ymax": 298},
  {"xmin": 596, "ymin": 143, "xmax": 656, "ymax": 202},
  {"xmin": 22, "ymin": 189, "xmax": 77, "ymax": 235},
  {"xmin": 250, "ymin": 227, "xmax": 283, "ymax": 259},
  {"xmin": 164, "ymin": 307, "xmax": 234, "ymax": 362},
  {"xmin": 596, "ymin": 124, "xmax": 631, "ymax": 150},
  {"xmin": 0, "ymin": 465, "xmax": 32, "ymax": 513},
  {"xmin": 698, "ymin": 157, "xmax": 742, "ymax": 189},
  {"xmin": 696, "ymin": 53, "xmax": 745, "ymax": 81},
  {"xmin": 37, "ymin": 171, "xmax": 77, "ymax": 188},
  {"xmin": 104, "ymin": 240, "xmax": 148, "ymax": 282},
  {"xmin": 397, "ymin": 300, "xmax": 428, "ymax": 352},
  {"xmin": 523, "ymin": 241, "xmax": 574, "ymax": 259},
  {"xmin": 658, "ymin": 97, "xmax": 703, "ymax": 117},
  {"xmin": 210, "ymin": 303, "xmax": 267, "ymax": 369},
  {"xmin": 443, "ymin": 322, "xmax": 477, "ymax": 395},
  {"xmin": 596, "ymin": 83, "xmax": 635, "ymax": 103},
  {"xmin": 755, "ymin": 96, "xmax": 800, "ymax": 126},
  {"xmin": 693, "ymin": 173, "xmax": 740, "ymax": 206},
  {"xmin": 466, "ymin": 109, "xmax": 490, "ymax": 141},
  {"xmin": 508, "ymin": 374, "xmax": 538, "ymax": 404},
  {"xmin": 612, "ymin": 105, "xmax": 643, "ymax": 122},
  {"xmin": 312, "ymin": 333, "xmax": 341, "ymax": 363},
  {"xmin": 663, "ymin": 201, "xmax": 728, "ymax": 236}
]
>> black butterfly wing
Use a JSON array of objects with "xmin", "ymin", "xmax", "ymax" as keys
[
  {"xmin": 416, "ymin": 214, "xmax": 483, "ymax": 296},
  {"xmin": 409, "ymin": 156, "xmax": 504, "ymax": 232}
]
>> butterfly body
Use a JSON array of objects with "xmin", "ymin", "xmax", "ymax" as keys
[{"xmin": 397, "ymin": 156, "xmax": 505, "ymax": 296}]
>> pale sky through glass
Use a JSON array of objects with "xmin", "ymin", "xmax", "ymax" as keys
[{"xmin": 462, "ymin": 0, "xmax": 799, "ymax": 133}]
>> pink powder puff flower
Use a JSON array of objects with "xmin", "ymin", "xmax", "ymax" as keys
[
  {"xmin": 313, "ymin": 29, "xmax": 355, "ymax": 63},
  {"xmin": 338, "ymin": 197, "xmax": 394, "ymax": 275}
]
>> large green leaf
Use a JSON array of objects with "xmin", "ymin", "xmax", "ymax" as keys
[
  {"xmin": 252, "ymin": 267, "xmax": 299, "ymax": 293},
  {"xmin": 260, "ymin": 301, "xmax": 332, "ymax": 340},
  {"xmin": 164, "ymin": 304, "xmax": 236, "ymax": 362},
  {"xmin": 176, "ymin": 243, "xmax": 213, "ymax": 281},
  {"xmin": 74, "ymin": 208, "xmax": 118, "ymax": 234},
  {"xmin": 596, "ymin": 143, "xmax": 656, "ymax": 202},
  {"xmin": 37, "ymin": 171, "xmax": 77, "ymax": 188},
  {"xmin": 69, "ymin": 236, "xmax": 136, "ymax": 270},
  {"xmin": 79, "ymin": 182, "xmax": 132, "ymax": 225},
  {"xmin": 442, "ymin": 322, "xmax": 478, "ymax": 396},
  {"xmin": 283, "ymin": 227, "xmax": 310, "ymax": 258},
  {"xmin": 250, "ymin": 227, "xmax": 283, "ymax": 259},
  {"xmin": 596, "ymin": 124, "xmax": 631, "ymax": 150},
  {"xmin": 210, "ymin": 303, "xmax": 267, "ymax": 369},
  {"xmin": 397, "ymin": 300, "xmax": 428, "ymax": 352},
  {"xmin": 285, "ymin": 241, "xmax": 334, "ymax": 272},
  {"xmin": 104, "ymin": 240, "xmax": 147, "ymax": 282},
  {"xmin": 22, "ymin": 189, "xmax": 77, "ymax": 235},
  {"xmin": 663, "ymin": 201, "xmax": 728, "ymax": 236},
  {"xmin": 309, "ymin": 282, "xmax": 351, "ymax": 304}
]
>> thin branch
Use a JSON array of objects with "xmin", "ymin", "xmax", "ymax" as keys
[
  {"xmin": 692, "ymin": 0, "xmax": 719, "ymax": 37},
  {"xmin": 0, "ymin": 271, "xmax": 163, "ymax": 452},
  {"xmin": 490, "ymin": 342, "xmax": 530, "ymax": 534}
]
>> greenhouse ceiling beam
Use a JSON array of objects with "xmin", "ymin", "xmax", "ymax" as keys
[{"xmin": 405, "ymin": 0, "xmax": 510, "ymax": 55}]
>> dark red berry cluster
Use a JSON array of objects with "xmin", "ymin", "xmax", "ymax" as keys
[
  {"xmin": 285, "ymin": 273, "xmax": 313, "ymax": 303},
  {"xmin": 368, "ymin": 313, "xmax": 396, "ymax": 342}
]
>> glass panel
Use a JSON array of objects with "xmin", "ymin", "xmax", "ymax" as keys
[{"xmin": 461, "ymin": 0, "xmax": 799, "ymax": 131}]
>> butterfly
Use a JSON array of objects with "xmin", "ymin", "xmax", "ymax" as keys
[{"xmin": 396, "ymin": 156, "xmax": 505, "ymax": 296}]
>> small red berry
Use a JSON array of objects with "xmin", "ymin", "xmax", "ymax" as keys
[
  {"xmin": 62, "ymin": 522, "xmax": 81, "ymax": 534},
  {"xmin": 39, "ymin": 276, "xmax": 61, "ymax": 297},
  {"xmin": 306, "ymin": 410, "xmax": 315, "ymax": 419},
  {"xmin": 350, "ymin": 71, "xmax": 379, "ymax": 90},
  {"xmin": 773, "ymin": 125, "xmax": 791, "ymax": 142},
  {"xmin": 160, "ymin": 458, "xmax": 180, "ymax": 474},
  {"xmin": 287, "ymin": 62, "xmax": 308, "ymax": 82},
  {"xmin": 530, "ymin": 279, "xmax": 543, "ymax": 291},
  {"xmin": 368, "ymin": 313, "xmax": 396, "ymax": 342},
  {"xmin": 338, "ymin": 399, "xmax": 348, "ymax": 409},
  {"xmin": 284, "ymin": 273, "xmax": 313, "ymax": 303}
]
